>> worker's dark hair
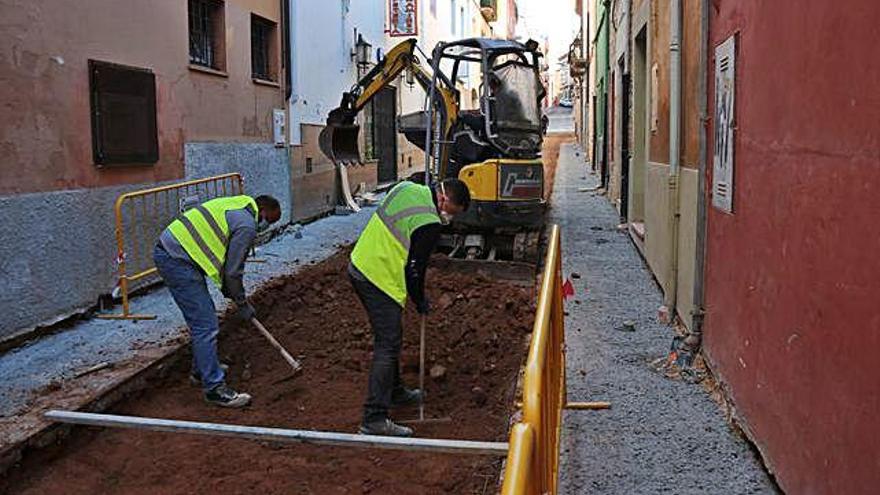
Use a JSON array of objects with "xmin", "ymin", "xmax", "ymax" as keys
[
  {"xmin": 441, "ymin": 178, "xmax": 471, "ymax": 211},
  {"xmin": 255, "ymin": 195, "xmax": 281, "ymax": 212}
]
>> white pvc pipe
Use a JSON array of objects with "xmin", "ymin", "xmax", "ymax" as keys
[{"xmin": 44, "ymin": 410, "xmax": 509, "ymax": 456}]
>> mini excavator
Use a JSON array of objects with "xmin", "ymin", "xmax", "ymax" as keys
[{"xmin": 321, "ymin": 37, "xmax": 547, "ymax": 261}]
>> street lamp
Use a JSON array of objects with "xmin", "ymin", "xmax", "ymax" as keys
[
  {"xmin": 405, "ymin": 66, "xmax": 416, "ymax": 88},
  {"xmin": 354, "ymin": 34, "xmax": 372, "ymax": 70}
]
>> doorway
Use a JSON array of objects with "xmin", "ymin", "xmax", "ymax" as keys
[
  {"xmin": 619, "ymin": 59, "xmax": 631, "ymax": 222},
  {"xmin": 373, "ymin": 86, "xmax": 398, "ymax": 183}
]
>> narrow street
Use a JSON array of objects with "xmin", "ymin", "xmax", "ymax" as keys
[
  {"xmin": 2, "ymin": 0, "xmax": 877, "ymax": 492},
  {"xmin": 550, "ymin": 127, "xmax": 777, "ymax": 493}
]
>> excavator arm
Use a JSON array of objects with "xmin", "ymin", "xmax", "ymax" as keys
[{"xmin": 319, "ymin": 39, "xmax": 455, "ymax": 165}]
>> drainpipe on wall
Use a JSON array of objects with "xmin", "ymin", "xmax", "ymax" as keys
[
  {"xmin": 684, "ymin": 0, "xmax": 710, "ymax": 352},
  {"xmin": 287, "ymin": 0, "xmax": 299, "ymax": 104},
  {"xmin": 282, "ymin": 0, "xmax": 292, "ymax": 102},
  {"xmin": 286, "ymin": 0, "xmax": 303, "ymax": 146},
  {"xmin": 666, "ymin": 0, "xmax": 683, "ymax": 317}
]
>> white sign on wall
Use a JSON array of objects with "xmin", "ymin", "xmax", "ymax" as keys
[
  {"xmin": 273, "ymin": 109, "xmax": 286, "ymax": 147},
  {"xmin": 389, "ymin": 0, "xmax": 418, "ymax": 37},
  {"xmin": 712, "ymin": 35, "xmax": 736, "ymax": 213}
]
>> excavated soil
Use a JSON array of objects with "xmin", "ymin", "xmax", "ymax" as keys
[
  {"xmin": 542, "ymin": 132, "xmax": 573, "ymax": 202},
  {"xmin": 3, "ymin": 250, "xmax": 535, "ymax": 495}
]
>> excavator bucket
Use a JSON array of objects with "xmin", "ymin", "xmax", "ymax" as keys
[
  {"xmin": 319, "ymin": 93, "xmax": 363, "ymax": 165},
  {"xmin": 319, "ymin": 119, "xmax": 361, "ymax": 165}
]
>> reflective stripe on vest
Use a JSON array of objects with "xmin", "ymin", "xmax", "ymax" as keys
[
  {"xmin": 167, "ymin": 195, "xmax": 258, "ymax": 286},
  {"xmin": 375, "ymin": 186, "xmax": 438, "ymax": 249},
  {"xmin": 350, "ymin": 182, "xmax": 441, "ymax": 305}
]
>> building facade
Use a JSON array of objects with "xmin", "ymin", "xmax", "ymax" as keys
[
  {"xmin": 0, "ymin": 0, "xmax": 288, "ymax": 342},
  {"xmin": 286, "ymin": 0, "xmax": 385, "ymax": 220},
  {"xmin": 582, "ymin": 0, "xmax": 880, "ymax": 491},
  {"xmin": 703, "ymin": 1, "xmax": 880, "ymax": 492},
  {"xmin": 587, "ymin": 0, "xmax": 704, "ymax": 332}
]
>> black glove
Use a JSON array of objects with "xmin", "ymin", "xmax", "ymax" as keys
[
  {"xmin": 236, "ymin": 302, "xmax": 256, "ymax": 322},
  {"xmin": 416, "ymin": 297, "xmax": 430, "ymax": 315}
]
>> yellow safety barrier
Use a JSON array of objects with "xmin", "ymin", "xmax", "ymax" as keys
[
  {"xmin": 502, "ymin": 224, "xmax": 566, "ymax": 494},
  {"xmin": 97, "ymin": 173, "xmax": 245, "ymax": 320}
]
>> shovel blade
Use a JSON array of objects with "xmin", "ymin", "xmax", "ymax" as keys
[
  {"xmin": 319, "ymin": 124, "xmax": 362, "ymax": 165},
  {"xmin": 271, "ymin": 366, "xmax": 303, "ymax": 386}
]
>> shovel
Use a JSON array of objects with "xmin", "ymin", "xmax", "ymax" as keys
[
  {"xmin": 399, "ymin": 315, "xmax": 452, "ymax": 425},
  {"xmin": 251, "ymin": 317, "xmax": 303, "ymax": 383}
]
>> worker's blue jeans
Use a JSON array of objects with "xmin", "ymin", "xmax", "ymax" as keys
[
  {"xmin": 153, "ymin": 244, "xmax": 225, "ymax": 391},
  {"xmin": 349, "ymin": 263, "xmax": 405, "ymax": 424}
]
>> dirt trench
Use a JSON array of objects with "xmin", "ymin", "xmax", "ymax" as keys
[
  {"xmin": 3, "ymin": 250, "xmax": 535, "ymax": 495},
  {"xmin": 542, "ymin": 132, "xmax": 574, "ymax": 202}
]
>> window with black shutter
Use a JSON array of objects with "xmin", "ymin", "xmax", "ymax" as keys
[
  {"xmin": 251, "ymin": 15, "xmax": 277, "ymax": 81},
  {"xmin": 189, "ymin": 0, "xmax": 225, "ymax": 70},
  {"xmin": 89, "ymin": 60, "xmax": 158, "ymax": 166}
]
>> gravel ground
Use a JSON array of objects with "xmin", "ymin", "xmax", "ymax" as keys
[
  {"xmin": 552, "ymin": 141, "xmax": 778, "ymax": 494},
  {"xmin": 0, "ymin": 206, "xmax": 374, "ymax": 419}
]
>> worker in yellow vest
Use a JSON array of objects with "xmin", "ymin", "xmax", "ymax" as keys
[
  {"xmin": 349, "ymin": 178, "xmax": 470, "ymax": 436},
  {"xmin": 153, "ymin": 195, "xmax": 282, "ymax": 408}
]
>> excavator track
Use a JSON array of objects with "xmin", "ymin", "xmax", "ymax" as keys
[{"xmin": 435, "ymin": 223, "xmax": 548, "ymax": 287}]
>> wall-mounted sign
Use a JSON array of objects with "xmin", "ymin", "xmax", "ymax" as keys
[
  {"xmin": 712, "ymin": 35, "xmax": 736, "ymax": 214},
  {"xmin": 389, "ymin": 0, "xmax": 418, "ymax": 37},
  {"xmin": 273, "ymin": 109, "xmax": 286, "ymax": 147}
]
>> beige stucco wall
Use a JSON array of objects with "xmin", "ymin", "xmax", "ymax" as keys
[
  {"xmin": 396, "ymin": 137, "xmax": 426, "ymax": 180},
  {"xmin": 676, "ymin": 166, "xmax": 698, "ymax": 328},
  {"xmin": 625, "ymin": 0, "xmax": 703, "ymax": 330},
  {"xmin": 644, "ymin": 162, "xmax": 672, "ymax": 294},
  {"xmin": 642, "ymin": 161, "xmax": 698, "ymax": 328},
  {"xmin": 0, "ymin": 0, "xmax": 284, "ymax": 195}
]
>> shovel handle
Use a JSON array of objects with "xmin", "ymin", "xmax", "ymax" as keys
[
  {"xmin": 418, "ymin": 315, "xmax": 426, "ymax": 421},
  {"xmin": 251, "ymin": 317, "xmax": 302, "ymax": 373}
]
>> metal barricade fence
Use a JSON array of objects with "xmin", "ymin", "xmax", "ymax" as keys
[
  {"xmin": 97, "ymin": 173, "xmax": 244, "ymax": 320},
  {"xmin": 501, "ymin": 224, "xmax": 566, "ymax": 494}
]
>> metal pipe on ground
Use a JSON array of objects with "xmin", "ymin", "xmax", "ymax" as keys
[{"xmin": 43, "ymin": 410, "xmax": 509, "ymax": 456}]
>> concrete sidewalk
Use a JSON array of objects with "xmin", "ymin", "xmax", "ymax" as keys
[
  {"xmin": 552, "ymin": 142, "xmax": 777, "ymax": 494},
  {"xmin": 0, "ymin": 207, "xmax": 373, "ymax": 453}
]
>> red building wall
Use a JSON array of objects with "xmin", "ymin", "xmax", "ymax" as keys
[{"xmin": 704, "ymin": 1, "xmax": 880, "ymax": 493}]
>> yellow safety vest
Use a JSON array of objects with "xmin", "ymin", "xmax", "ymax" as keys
[
  {"xmin": 351, "ymin": 181, "xmax": 441, "ymax": 306},
  {"xmin": 167, "ymin": 195, "xmax": 258, "ymax": 286}
]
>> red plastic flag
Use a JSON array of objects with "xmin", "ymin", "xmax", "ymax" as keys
[{"xmin": 562, "ymin": 277, "xmax": 575, "ymax": 300}]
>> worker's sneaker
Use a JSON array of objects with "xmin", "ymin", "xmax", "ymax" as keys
[
  {"xmin": 358, "ymin": 418, "xmax": 413, "ymax": 437},
  {"xmin": 205, "ymin": 385, "xmax": 252, "ymax": 408},
  {"xmin": 189, "ymin": 363, "xmax": 230, "ymax": 387},
  {"xmin": 391, "ymin": 387, "xmax": 423, "ymax": 407}
]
